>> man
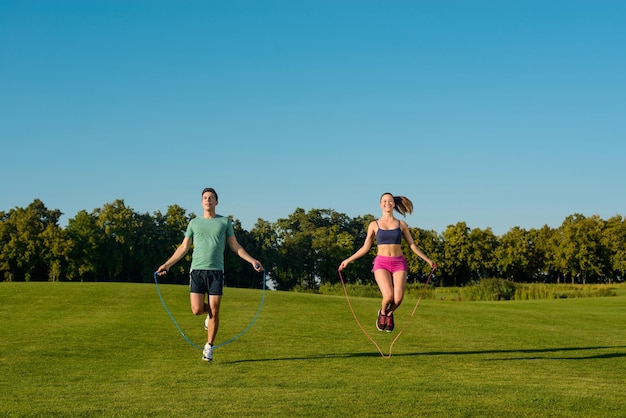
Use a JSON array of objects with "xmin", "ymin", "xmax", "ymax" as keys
[{"xmin": 157, "ymin": 187, "xmax": 263, "ymax": 362}]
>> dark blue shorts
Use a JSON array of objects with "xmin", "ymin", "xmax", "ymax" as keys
[{"xmin": 189, "ymin": 270, "xmax": 224, "ymax": 295}]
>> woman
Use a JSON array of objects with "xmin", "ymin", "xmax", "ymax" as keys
[{"xmin": 339, "ymin": 193, "xmax": 435, "ymax": 332}]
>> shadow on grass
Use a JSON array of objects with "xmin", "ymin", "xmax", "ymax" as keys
[
  {"xmin": 221, "ymin": 351, "xmax": 382, "ymax": 364},
  {"xmin": 221, "ymin": 345, "xmax": 626, "ymax": 364}
]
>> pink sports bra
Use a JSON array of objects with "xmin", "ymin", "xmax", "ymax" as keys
[{"xmin": 375, "ymin": 220, "xmax": 402, "ymax": 245}]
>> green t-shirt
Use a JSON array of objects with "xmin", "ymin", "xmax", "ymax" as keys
[{"xmin": 184, "ymin": 215, "xmax": 234, "ymax": 271}]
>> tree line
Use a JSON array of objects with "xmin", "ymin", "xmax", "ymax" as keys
[{"xmin": 1, "ymin": 199, "xmax": 624, "ymax": 288}]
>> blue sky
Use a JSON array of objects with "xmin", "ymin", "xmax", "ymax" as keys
[{"xmin": 1, "ymin": 0, "xmax": 624, "ymax": 236}]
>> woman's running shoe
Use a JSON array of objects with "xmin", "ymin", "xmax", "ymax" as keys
[
  {"xmin": 376, "ymin": 309, "xmax": 387, "ymax": 331},
  {"xmin": 385, "ymin": 313, "xmax": 395, "ymax": 332}
]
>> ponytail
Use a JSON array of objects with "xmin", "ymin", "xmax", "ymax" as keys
[{"xmin": 380, "ymin": 193, "xmax": 413, "ymax": 217}]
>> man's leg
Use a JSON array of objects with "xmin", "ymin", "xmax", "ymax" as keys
[
  {"xmin": 190, "ymin": 292, "xmax": 210, "ymax": 316},
  {"xmin": 206, "ymin": 295, "xmax": 221, "ymax": 345}
]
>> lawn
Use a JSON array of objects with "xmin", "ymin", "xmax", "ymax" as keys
[{"xmin": 1, "ymin": 281, "xmax": 625, "ymax": 417}]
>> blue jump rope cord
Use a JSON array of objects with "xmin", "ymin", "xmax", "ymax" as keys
[{"xmin": 153, "ymin": 270, "xmax": 266, "ymax": 350}]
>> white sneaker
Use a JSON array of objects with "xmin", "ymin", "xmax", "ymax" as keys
[
  {"xmin": 204, "ymin": 315, "xmax": 209, "ymax": 331},
  {"xmin": 202, "ymin": 343, "xmax": 213, "ymax": 362}
]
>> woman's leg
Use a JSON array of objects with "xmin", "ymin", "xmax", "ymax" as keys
[
  {"xmin": 388, "ymin": 270, "xmax": 408, "ymax": 314},
  {"xmin": 374, "ymin": 269, "xmax": 394, "ymax": 314}
]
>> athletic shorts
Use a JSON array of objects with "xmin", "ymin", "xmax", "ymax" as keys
[
  {"xmin": 189, "ymin": 270, "xmax": 224, "ymax": 295},
  {"xmin": 372, "ymin": 255, "xmax": 407, "ymax": 274}
]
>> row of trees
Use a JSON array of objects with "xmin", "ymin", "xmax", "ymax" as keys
[{"xmin": 1, "ymin": 199, "xmax": 625, "ymax": 288}]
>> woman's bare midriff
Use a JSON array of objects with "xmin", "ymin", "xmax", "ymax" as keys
[{"xmin": 376, "ymin": 243, "xmax": 404, "ymax": 257}]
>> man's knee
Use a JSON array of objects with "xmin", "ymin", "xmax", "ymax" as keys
[{"xmin": 191, "ymin": 305, "xmax": 204, "ymax": 315}]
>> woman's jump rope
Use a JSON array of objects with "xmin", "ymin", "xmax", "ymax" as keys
[
  {"xmin": 338, "ymin": 264, "xmax": 436, "ymax": 358},
  {"xmin": 153, "ymin": 269, "xmax": 266, "ymax": 350}
]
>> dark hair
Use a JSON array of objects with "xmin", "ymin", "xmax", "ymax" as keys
[
  {"xmin": 380, "ymin": 192, "xmax": 413, "ymax": 217},
  {"xmin": 202, "ymin": 187, "xmax": 218, "ymax": 201}
]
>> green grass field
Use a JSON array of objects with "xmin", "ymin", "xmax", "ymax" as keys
[{"xmin": 1, "ymin": 282, "xmax": 625, "ymax": 417}]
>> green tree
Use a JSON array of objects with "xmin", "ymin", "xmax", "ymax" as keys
[
  {"xmin": 131, "ymin": 210, "xmax": 166, "ymax": 283},
  {"xmin": 309, "ymin": 209, "xmax": 352, "ymax": 286},
  {"xmin": 151, "ymin": 204, "xmax": 192, "ymax": 284},
  {"xmin": 496, "ymin": 227, "xmax": 532, "ymax": 281},
  {"xmin": 553, "ymin": 214, "xmax": 604, "ymax": 284},
  {"xmin": 249, "ymin": 218, "xmax": 280, "ymax": 289},
  {"xmin": 532, "ymin": 225, "xmax": 557, "ymax": 282},
  {"xmin": 65, "ymin": 210, "xmax": 102, "ymax": 281},
  {"xmin": 600, "ymin": 215, "xmax": 626, "ymax": 282},
  {"xmin": 271, "ymin": 208, "xmax": 362, "ymax": 290},
  {"xmin": 4, "ymin": 196, "xmax": 624, "ymax": 286},
  {"xmin": 273, "ymin": 208, "xmax": 314, "ymax": 290},
  {"xmin": 468, "ymin": 227, "xmax": 498, "ymax": 279},
  {"xmin": 91, "ymin": 200, "xmax": 137, "ymax": 281},
  {"xmin": 441, "ymin": 222, "xmax": 472, "ymax": 286},
  {"xmin": 225, "ymin": 218, "xmax": 264, "ymax": 288},
  {"xmin": 41, "ymin": 215, "xmax": 70, "ymax": 281},
  {"xmin": 337, "ymin": 214, "xmax": 376, "ymax": 284},
  {"xmin": 405, "ymin": 227, "xmax": 442, "ymax": 283},
  {"xmin": 0, "ymin": 199, "xmax": 63, "ymax": 281}
]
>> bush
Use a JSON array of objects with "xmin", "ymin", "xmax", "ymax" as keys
[
  {"xmin": 318, "ymin": 281, "xmax": 438, "ymax": 299},
  {"xmin": 514, "ymin": 283, "xmax": 617, "ymax": 300},
  {"xmin": 299, "ymin": 279, "xmax": 621, "ymax": 301},
  {"xmin": 465, "ymin": 278, "xmax": 517, "ymax": 301},
  {"xmin": 318, "ymin": 282, "xmax": 382, "ymax": 298}
]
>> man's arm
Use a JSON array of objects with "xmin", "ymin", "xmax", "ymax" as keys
[
  {"xmin": 157, "ymin": 236, "xmax": 192, "ymax": 275},
  {"xmin": 227, "ymin": 235, "xmax": 264, "ymax": 271}
]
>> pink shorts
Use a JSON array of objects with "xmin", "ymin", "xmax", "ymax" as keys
[{"xmin": 372, "ymin": 255, "xmax": 407, "ymax": 274}]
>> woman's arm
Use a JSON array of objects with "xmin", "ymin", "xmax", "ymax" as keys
[
  {"xmin": 339, "ymin": 221, "xmax": 376, "ymax": 270},
  {"xmin": 401, "ymin": 221, "xmax": 436, "ymax": 268}
]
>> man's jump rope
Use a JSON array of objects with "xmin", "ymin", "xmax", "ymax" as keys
[
  {"xmin": 155, "ymin": 264, "xmax": 435, "ymax": 358},
  {"xmin": 153, "ymin": 269, "xmax": 266, "ymax": 351}
]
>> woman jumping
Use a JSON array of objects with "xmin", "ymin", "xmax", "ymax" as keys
[{"xmin": 339, "ymin": 192, "xmax": 435, "ymax": 332}]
